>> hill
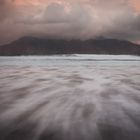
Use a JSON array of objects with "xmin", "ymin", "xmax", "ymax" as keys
[{"xmin": 0, "ymin": 37, "xmax": 140, "ymax": 55}]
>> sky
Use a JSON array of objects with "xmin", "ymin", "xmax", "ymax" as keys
[{"xmin": 0, "ymin": 0, "xmax": 140, "ymax": 44}]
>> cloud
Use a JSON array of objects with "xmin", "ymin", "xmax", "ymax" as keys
[{"xmin": 0, "ymin": 0, "xmax": 140, "ymax": 44}]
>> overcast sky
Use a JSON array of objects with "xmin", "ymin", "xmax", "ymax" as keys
[{"xmin": 0, "ymin": 0, "xmax": 140, "ymax": 44}]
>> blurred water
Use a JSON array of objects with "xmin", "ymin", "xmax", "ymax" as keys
[
  {"xmin": 0, "ymin": 54, "xmax": 140, "ymax": 66},
  {"xmin": 0, "ymin": 55, "xmax": 140, "ymax": 140}
]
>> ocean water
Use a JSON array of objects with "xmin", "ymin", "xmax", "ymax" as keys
[{"xmin": 0, "ymin": 55, "xmax": 140, "ymax": 140}]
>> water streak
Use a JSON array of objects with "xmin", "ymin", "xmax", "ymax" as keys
[{"xmin": 0, "ymin": 55, "xmax": 140, "ymax": 140}]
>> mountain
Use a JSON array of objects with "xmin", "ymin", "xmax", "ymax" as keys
[{"xmin": 0, "ymin": 36, "xmax": 140, "ymax": 56}]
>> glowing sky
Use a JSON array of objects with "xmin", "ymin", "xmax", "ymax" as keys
[
  {"xmin": 0, "ymin": 0, "xmax": 140, "ymax": 44},
  {"xmin": 131, "ymin": 0, "xmax": 140, "ymax": 12},
  {"xmin": 12, "ymin": 0, "xmax": 140, "ymax": 11}
]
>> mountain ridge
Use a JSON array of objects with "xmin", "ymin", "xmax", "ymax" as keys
[{"xmin": 0, "ymin": 37, "xmax": 140, "ymax": 56}]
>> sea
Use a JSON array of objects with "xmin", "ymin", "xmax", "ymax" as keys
[{"xmin": 0, "ymin": 54, "xmax": 140, "ymax": 140}]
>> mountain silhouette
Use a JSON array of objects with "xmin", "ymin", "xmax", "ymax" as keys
[{"xmin": 0, "ymin": 37, "xmax": 140, "ymax": 55}]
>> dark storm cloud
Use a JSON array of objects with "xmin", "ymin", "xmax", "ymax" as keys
[{"xmin": 0, "ymin": 0, "xmax": 140, "ymax": 44}]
